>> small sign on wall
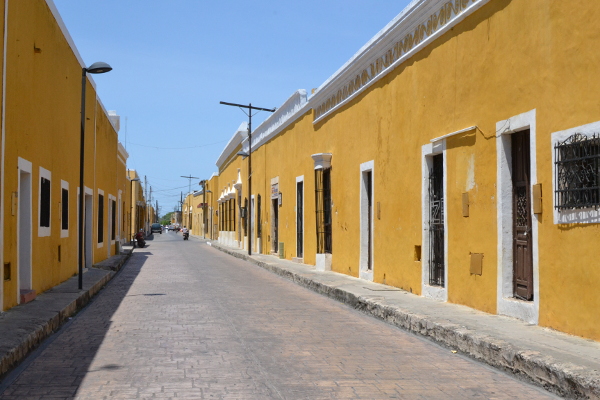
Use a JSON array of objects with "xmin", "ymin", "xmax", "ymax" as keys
[{"xmin": 271, "ymin": 183, "xmax": 279, "ymax": 199}]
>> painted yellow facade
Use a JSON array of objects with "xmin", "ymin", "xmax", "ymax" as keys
[
  {"xmin": 1, "ymin": 1, "xmax": 139, "ymax": 311},
  {"xmin": 210, "ymin": 0, "xmax": 600, "ymax": 341}
]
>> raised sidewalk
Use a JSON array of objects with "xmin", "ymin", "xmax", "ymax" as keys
[
  {"xmin": 208, "ymin": 239, "xmax": 600, "ymax": 399},
  {"xmin": 0, "ymin": 246, "xmax": 132, "ymax": 379}
]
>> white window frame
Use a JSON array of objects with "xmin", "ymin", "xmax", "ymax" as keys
[
  {"xmin": 38, "ymin": 166, "xmax": 51, "ymax": 237},
  {"xmin": 551, "ymin": 120, "xmax": 600, "ymax": 224},
  {"xmin": 496, "ymin": 109, "xmax": 539, "ymax": 324}
]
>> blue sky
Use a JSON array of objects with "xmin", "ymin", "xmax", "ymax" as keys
[{"xmin": 53, "ymin": 0, "xmax": 412, "ymax": 215}]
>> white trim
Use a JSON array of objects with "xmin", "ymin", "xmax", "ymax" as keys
[
  {"xmin": 97, "ymin": 188, "xmax": 104, "ymax": 248},
  {"xmin": 311, "ymin": 153, "xmax": 333, "ymax": 170},
  {"xmin": 117, "ymin": 190, "xmax": 122, "ymax": 242},
  {"xmin": 359, "ymin": 161, "xmax": 375, "ymax": 281},
  {"xmin": 0, "ymin": 0, "xmax": 8, "ymax": 311},
  {"xmin": 421, "ymin": 142, "xmax": 448, "ymax": 301},
  {"xmin": 17, "ymin": 157, "xmax": 33, "ymax": 304},
  {"xmin": 430, "ymin": 126, "xmax": 477, "ymax": 143},
  {"xmin": 312, "ymin": 0, "xmax": 491, "ymax": 123},
  {"xmin": 240, "ymin": 90, "xmax": 309, "ymax": 156},
  {"xmin": 296, "ymin": 175, "xmax": 304, "ymax": 259},
  {"xmin": 551, "ymin": 121, "xmax": 600, "ymax": 224},
  {"xmin": 216, "ymin": 122, "xmax": 247, "ymax": 169},
  {"xmin": 60, "ymin": 180, "xmax": 69, "ymax": 238},
  {"xmin": 108, "ymin": 194, "xmax": 116, "ymax": 246},
  {"xmin": 38, "ymin": 167, "xmax": 51, "ymax": 237},
  {"xmin": 496, "ymin": 109, "xmax": 539, "ymax": 324}
]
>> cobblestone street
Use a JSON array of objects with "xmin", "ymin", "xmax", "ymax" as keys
[{"xmin": 0, "ymin": 233, "xmax": 557, "ymax": 399}]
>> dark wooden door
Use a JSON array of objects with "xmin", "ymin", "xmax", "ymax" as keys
[
  {"xmin": 272, "ymin": 198, "xmax": 278, "ymax": 253},
  {"xmin": 297, "ymin": 182, "xmax": 303, "ymax": 258},
  {"xmin": 512, "ymin": 130, "xmax": 533, "ymax": 301}
]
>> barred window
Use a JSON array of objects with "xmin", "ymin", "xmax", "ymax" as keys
[{"xmin": 554, "ymin": 133, "xmax": 600, "ymax": 210}]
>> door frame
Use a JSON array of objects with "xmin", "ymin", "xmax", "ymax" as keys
[
  {"xmin": 496, "ymin": 109, "xmax": 539, "ymax": 324},
  {"xmin": 359, "ymin": 161, "xmax": 374, "ymax": 281},
  {"xmin": 17, "ymin": 157, "xmax": 33, "ymax": 304},
  {"xmin": 421, "ymin": 142, "xmax": 447, "ymax": 301}
]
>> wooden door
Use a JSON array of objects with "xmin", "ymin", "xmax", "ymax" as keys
[{"xmin": 512, "ymin": 130, "xmax": 533, "ymax": 301}]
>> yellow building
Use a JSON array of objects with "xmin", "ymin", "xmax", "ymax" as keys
[
  {"xmin": 211, "ymin": 0, "xmax": 600, "ymax": 341},
  {"xmin": 0, "ymin": 1, "xmax": 139, "ymax": 311}
]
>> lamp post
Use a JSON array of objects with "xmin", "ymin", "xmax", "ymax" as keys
[
  {"xmin": 79, "ymin": 62, "xmax": 112, "ymax": 290},
  {"xmin": 220, "ymin": 101, "xmax": 276, "ymax": 255},
  {"xmin": 129, "ymin": 177, "xmax": 140, "ymax": 244}
]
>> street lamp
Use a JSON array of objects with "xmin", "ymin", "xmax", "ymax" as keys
[
  {"xmin": 129, "ymin": 177, "xmax": 140, "ymax": 244},
  {"xmin": 79, "ymin": 62, "xmax": 112, "ymax": 290}
]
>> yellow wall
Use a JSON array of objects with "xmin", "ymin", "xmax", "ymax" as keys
[
  {"xmin": 215, "ymin": 0, "xmax": 600, "ymax": 340},
  {"xmin": 2, "ymin": 1, "xmax": 129, "ymax": 310}
]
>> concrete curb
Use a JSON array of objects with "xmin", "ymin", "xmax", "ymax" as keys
[
  {"xmin": 211, "ymin": 243, "xmax": 600, "ymax": 399},
  {"xmin": 0, "ymin": 250, "xmax": 132, "ymax": 378}
]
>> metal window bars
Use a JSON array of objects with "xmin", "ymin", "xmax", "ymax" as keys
[{"xmin": 555, "ymin": 133, "xmax": 600, "ymax": 210}]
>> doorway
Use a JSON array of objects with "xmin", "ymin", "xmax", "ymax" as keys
[
  {"xmin": 85, "ymin": 192, "xmax": 93, "ymax": 269},
  {"xmin": 18, "ymin": 167, "xmax": 32, "ymax": 303},
  {"xmin": 296, "ymin": 179, "xmax": 304, "ymax": 258},
  {"xmin": 359, "ymin": 161, "xmax": 374, "ymax": 280},
  {"xmin": 271, "ymin": 198, "xmax": 279, "ymax": 254},
  {"xmin": 512, "ymin": 130, "xmax": 533, "ymax": 300}
]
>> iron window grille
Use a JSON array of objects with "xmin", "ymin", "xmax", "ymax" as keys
[{"xmin": 554, "ymin": 133, "xmax": 600, "ymax": 210}]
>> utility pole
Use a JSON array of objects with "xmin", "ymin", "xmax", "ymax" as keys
[
  {"xmin": 181, "ymin": 175, "xmax": 199, "ymax": 229},
  {"xmin": 144, "ymin": 176, "xmax": 148, "ymax": 233},
  {"xmin": 220, "ymin": 101, "xmax": 276, "ymax": 255}
]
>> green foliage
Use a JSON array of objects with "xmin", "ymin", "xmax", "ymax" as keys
[{"xmin": 161, "ymin": 211, "xmax": 173, "ymax": 225}]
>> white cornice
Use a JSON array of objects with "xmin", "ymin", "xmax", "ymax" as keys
[
  {"xmin": 241, "ymin": 90, "xmax": 309, "ymax": 155},
  {"xmin": 310, "ymin": 0, "xmax": 491, "ymax": 124},
  {"xmin": 215, "ymin": 122, "xmax": 247, "ymax": 170}
]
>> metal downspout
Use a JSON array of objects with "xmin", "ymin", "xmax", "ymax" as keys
[{"xmin": 0, "ymin": 0, "xmax": 9, "ymax": 312}]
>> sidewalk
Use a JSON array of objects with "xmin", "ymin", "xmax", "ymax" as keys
[
  {"xmin": 0, "ymin": 245, "xmax": 133, "ymax": 379},
  {"xmin": 204, "ymin": 237, "xmax": 600, "ymax": 399}
]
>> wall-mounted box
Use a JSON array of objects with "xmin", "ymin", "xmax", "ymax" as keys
[
  {"xmin": 533, "ymin": 183, "xmax": 542, "ymax": 214},
  {"xmin": 470, "ymin": 253, "xmax": 483, "ymax": 275},
  {"xmin": 462, "ymin": 192, "xmax": 469, "ymax": 217}
]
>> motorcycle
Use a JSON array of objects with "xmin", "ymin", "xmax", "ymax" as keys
[
  {"xmin": 183, "ymin": 231, "xmax": 189, "ymax": 240},
  {"xmin": 135, "ymin": 232, "xmax": 146, "ymax": 248}
]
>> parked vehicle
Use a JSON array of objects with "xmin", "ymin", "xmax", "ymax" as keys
[
  {"xmin": 151, "ymin": 223, "xmax": 162, "ymax": 234},
  {"xmin": 134, "ymin": 230, "xmax": 146, "ymax": 248}
]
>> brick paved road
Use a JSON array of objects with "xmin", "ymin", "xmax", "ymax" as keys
[{"xmin": 0, "ymin": 232, "xmax": 558, "ymax": 399}]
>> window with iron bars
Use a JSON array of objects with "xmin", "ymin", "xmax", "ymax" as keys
[{"xmin": 555, "ymin": 133, "xmax": 600, "ymax": 210}]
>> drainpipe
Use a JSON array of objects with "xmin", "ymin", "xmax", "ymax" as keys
[{"xmin": 0, "ymin": 0, "xmax": 9, "ymax": 312}]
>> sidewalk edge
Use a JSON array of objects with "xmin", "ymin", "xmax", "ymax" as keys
[
  {"xmin": 0, "ymin": 251, "xmax": 131, "ymax": 378},
  {"xmin": 212, "ymin": 243, "xmax": 599, "ymax": 399}
]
